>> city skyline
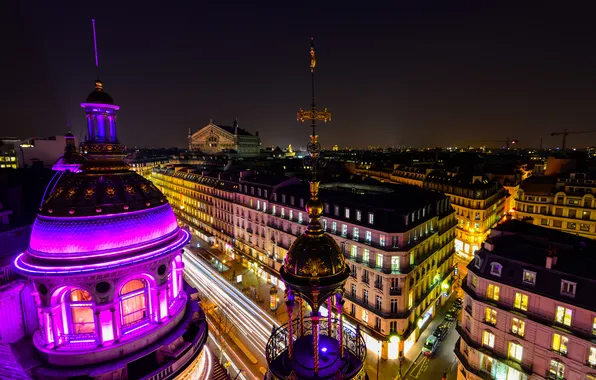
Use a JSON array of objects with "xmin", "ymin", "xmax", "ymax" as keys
[{"xmin": 3, "ymin": 2, "xmax": 596, "ymax": 149}]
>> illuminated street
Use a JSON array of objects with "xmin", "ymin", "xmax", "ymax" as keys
[{"xmin": 183, "ymin": 247, "xmax": 276, "ymax": 379}]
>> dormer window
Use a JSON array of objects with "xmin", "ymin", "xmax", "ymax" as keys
[
  {"xmin": 522, "ymin": 270, "xmax": 536, "ymax": 285},
  {"xmin": 490, "ymin": 262, "xmax": 502, "ymax": 277},
  {"xmin": 474, "ymin": 255, "xmax": 483, "ymax": 269},
  {"xmin": 560, "ymin": 280, "xmax": 577, "ymax": 297},
  {"xmin": 345, "ymin": 208, "xmax": 350, "ymax": 219}
]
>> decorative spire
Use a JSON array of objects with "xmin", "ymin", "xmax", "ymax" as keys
[{"xmin": 297, "ymin": 38, "xmax": 331, "ymax": 238}]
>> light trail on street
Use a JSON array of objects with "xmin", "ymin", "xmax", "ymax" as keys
[{"xmin": 183, "ymin": 248, "xmax": 279, "ymax": 379}]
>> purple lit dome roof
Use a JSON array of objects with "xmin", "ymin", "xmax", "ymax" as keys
[
  {"xmin": 29, "ymin": 165, "xmax": 179, "ymax": 256},
  {"xmin": 86, "ymin": 79, "xmax": 115, "ymax": 104}
]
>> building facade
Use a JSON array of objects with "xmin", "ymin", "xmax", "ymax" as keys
[
  {"xmin": 188, "ymin": 120, "xmax": 260, "ymax": 156},
  {"xmin": 150, "ymin": 169, "xmax": 458, "ymax": 360},
  {"xmin": 456, "ymin": 220, "xmax": 596, "ymax": 380},
  {"xmin": 515, "ymin": 173, "xmax": 596, "ymax": 239},
  {"xmin": 354, "ymin": 166, "xmax": 508, "ymax": 262}
]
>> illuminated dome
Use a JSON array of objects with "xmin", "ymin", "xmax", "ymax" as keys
[
  {"xmin": 280, "ymin": 182, "xmax": 349, "ymax": 311},
  {"xmin": 11, "ymin": 78, "xmax": 209, "ymax": 380},
  {"xmin": 86, "ymin": 79, "xmax": 115, "ymax": 104}
]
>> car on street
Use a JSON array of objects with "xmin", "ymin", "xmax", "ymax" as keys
[
  {"xmin": 454, "ymin": 297, "xmax": 463, "ymax": 307},
  {"xmin": 445, "ymin": 311, "xmax": 456, "ymax": 321},
  {"xmin": 422, "ymin": 335, "xmax": 439, "ymax": 357},
  {"xmin": 433, "ymin": 325, "xmax": 448, "ymax": 340}
]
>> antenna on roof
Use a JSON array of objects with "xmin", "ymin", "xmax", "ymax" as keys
[{"xmin": 91, "ymin": 18, "xmax": 99, "ymax": 79}]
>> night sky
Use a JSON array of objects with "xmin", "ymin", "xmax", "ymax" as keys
[{"xmin": 2, "ymin": 2, "xmax": 596, "ymax": 149}]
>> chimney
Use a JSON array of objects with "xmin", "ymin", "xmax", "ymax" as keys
[
  {"xmin": 546, "ymin": 248, "xmax": 557, "ymax": 269},
  {"xmin": 483, "ymin": 240, "xmax": 494, "ymax": 251},
  {"xmin": 233, "ymin": 118, "xmax": 239, "ymax": 135}
]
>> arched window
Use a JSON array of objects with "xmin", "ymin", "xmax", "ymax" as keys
[
  {"xmin": 490, "ymin": 262, "xmax": 502, "ymax": 277},
  {"xmin": 68, "ymin": 289, "xmax": 95, "ymax": 334},
  {"xmin": 120, "ymin": 279, "xmax": 148, "ymax": 326}
]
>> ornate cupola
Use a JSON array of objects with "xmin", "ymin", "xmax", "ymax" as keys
[
  {"xmin": 80, "ymin": 79, "xmax": 124, "ymax": 160},
  {"xmin": 265, "ymin": 38, "xmax": 367, "ymax": 380}
]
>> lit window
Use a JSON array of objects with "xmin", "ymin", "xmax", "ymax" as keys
[
  {"xmin": 363, "ymin": 249, "xmax": 370, "ymax": 263},
  {"xmin": 120, "ymin": 279, "xmax": 148, "ymax": 327},
  {"xmin": 552, "ymin": 333, "xmax": 568, "ymax": 355},
  {"xmin": 356, "ymin": 210, "xmax": 361, "ymax": 221},
  {"xmin": 561, "ymin": 280, "xmax": 577, "ymax": 297},
  {"xmin": 408, "ymin": 291, "xmax": 413, "ymax": 309},
  {"xmin": 484, "ymin": 307, "xmax": 497, "ymax": 325},
  {"xmin": 353, "ymin": 227, "xmax": 359, "ymax": 241},
  {"xmin": 487, "ymin": 284, "xmax": 500, "ymax": 301},
  {"xmin": 593, "ymin": 317, "xmax": 596, "ymax": 335},
  {"xmin": 511, "ymin": 318, "xmax": 525, "ymax": 337},
  {"xmin": 362, "ymin": 309, "xmax": 369, "ymax": 323},
  {"xmin": 334, "ymin": 206, "xmax": 339, "ymax": 216},
  {"xmin": 331, "ymin": 221, "xmax": 337, "ymax": 233},
  {"xmin": 281, "ymin": 208, "xmax": 285, "ymax": 218},
  {"xmin": 368, "ymin": 212, "xmax": 374, "ymax": 224},
  {"xmin": 490, "ymin": 262, "xmax": 502, "ymax": 277},
  {"xmin": 342, "ymin": 224, "xmax": 348, "ymax": 237},
  {"xmin": 365, "ymin": 230, "xmax": 372, "ymax": 244},
  {"xmin": 549, "ymin": 360, "xmax": 565, "ymax": 380},
  {"xmin": 472, "ymin": 275, "xmax": 477, "ymax": 288},
  {"xmin": 380, "ymin": 235, "xmax": 386, "ymax": 247},
  {"xmin": 298, "ymin": 212, "xmax": 303, "ymax": 224},
  {"xmin": 345, "ymin": 208, "xmax": 350, "ymax": 219},
  {"xmin": 514, "ymin": 293, "xmax": 528, "ymax": 311},
  {"xmin": 322, "ymin": 219, "xmax": 327, "ymax": 231},
  {"xmin": 68, "ymin": 289, "xmax": 95, "ymax": 334},
  {"xmin": 522, "ymin": 270, "xmax": 536, "ymax": 285},
  {"xmin": 589, "ymin": 347, "xmax": 596, "ymax": 366},
  {"xmin": 391, "ymin": 256, "xmax": 400, "ymax": 272},
  {"xmin": 555, "ymin": 306, "xmax": 573, "ymax": 327},
  {"xmin": 376, "ymin": 254, "xmax": 384, "ymax": 269},
  {"xmin": 289, "ymin": 210, "xmax": 293, "ymax": 220},
  {"xmin": 482, "ymin": 330, "xmax": 495, "ymax": 348},
  {"xmin": 508, "ymin": 342, "xmax": 523, "ymax": 362},
  {"xmin": 351, "ymin": 245, "xmax": 358, "ymax": 259}
]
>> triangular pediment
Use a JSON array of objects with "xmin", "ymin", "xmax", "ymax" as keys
[{"xmin": 191, "ymin": 123, "xmax": 235, "ymax": 140}]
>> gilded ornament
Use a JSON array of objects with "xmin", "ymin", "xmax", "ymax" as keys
[
  {"xmin": 299, "ymin": 257, "xmax": 329, "ymax": 277},
  {"xmin": 84, "ymin": 187, "xmax": 95, "ymax": 199},
  {"xmin": 125, "ymin": 184, "xmax": 135, "ymax": 194},
  {"xmin": 65, "ymin": 188, "xmax": 77, "ymax": 200},
  {"xmin": 105, "ymin": 186, "xmax": 116, "ymax": 198}
]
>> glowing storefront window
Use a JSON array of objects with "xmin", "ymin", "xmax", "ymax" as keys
[
  {"xmin": 120, "ymin": 279, "xmax": 148, "ymax": 327},
  {"xmin": 69, "ymin": 289, "xmax": 95, "ymax": 334}
]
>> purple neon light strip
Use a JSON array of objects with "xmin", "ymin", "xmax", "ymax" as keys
[
  {"xmin": 80, "ymin": 103, "xmax": 120, "ymax": 110},
  {"xmin": 123, "ymin": 322, "xmax": 149, "ymax": 335},
  {"xmin": 28, "ymin": 228, "xmax": 180, "ymax": 261},
  {"xmin": 15, "ymin": 229, "xmax": 190, "ymax": 275}
]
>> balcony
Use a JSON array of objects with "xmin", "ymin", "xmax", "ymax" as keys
[
  {"xmin": 456, "ymin": 320, "xmax": 533, "ymax": 376},
  {"xmin": 361, "ymin": 276, "xmax": 369, "ymax": 285},
  {"xmin": 374, "ymin": 282, "xmax": 383, "ymax": 291},
  {"xmin": 344, "ymin": 293, "xmax": 407, "ymax": 319},
  {"xmin": 389, "ymin": 287, "xmax": 402, "ymax": 296}
]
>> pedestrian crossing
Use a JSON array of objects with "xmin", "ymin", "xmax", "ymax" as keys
[{"xmin": 212, "ymin": 359, "xmax": 231, "ymax": 380}]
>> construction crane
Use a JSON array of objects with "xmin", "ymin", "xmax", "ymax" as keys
[
  {"xmin": 550, "ymin": 129, "xmax": 596, "ymax": 150},
  {"xmin": 481, "ymin": 137, "xmax": 519, "ymax": 149}
]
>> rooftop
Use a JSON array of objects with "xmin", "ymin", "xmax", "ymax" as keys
[{"xmin": 473, "ymin": 220, "xmax": 596, "ymax": 311}]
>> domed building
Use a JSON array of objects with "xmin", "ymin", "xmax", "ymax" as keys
[{"xmin": 14, "ymin": 79, "xmax": 210, "ymax": 379}]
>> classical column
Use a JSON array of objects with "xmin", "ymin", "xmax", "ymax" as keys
[
  {"xmin": 286, "ymin": 300, "xmax": 295, "ymax": 360},
  {"xmin": 94, "ymin": 310, "xmax": 103, "ymax": 346},
  {"xmin": 336, "ymin": 293, "xmax": 345, "ymax": 358},
  {"xmin": 312, "ymin": 313, "xmax": 320, "ymax": 376},
  {"xmin": 327, "ymin": 297, "xmax": 333, "ymax": 336},
  {"xmin": 111, "ymin": 307, "xmax": 120, "ymax": 342},
  {"xmin": 49, "ymin": 311, "xmax": 59, "ymax": 349}
]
